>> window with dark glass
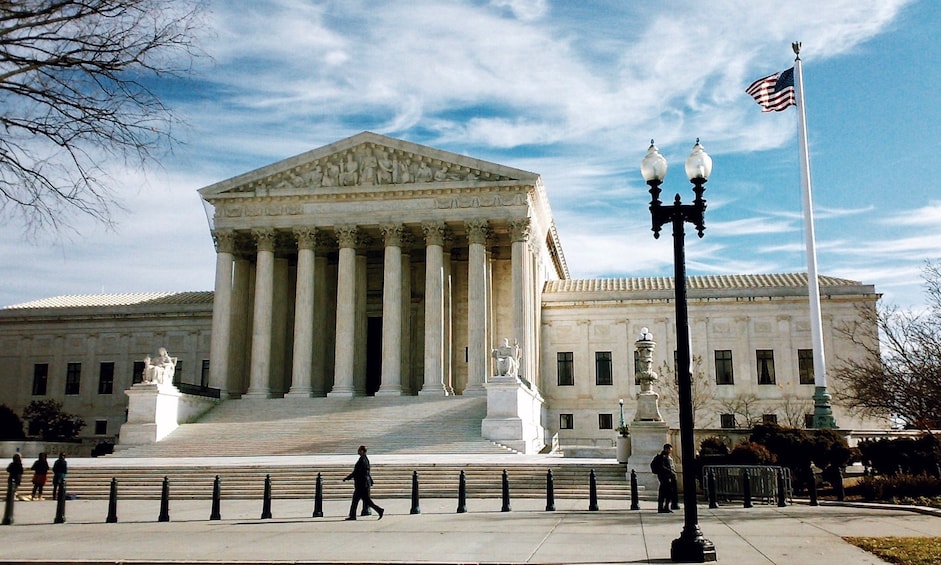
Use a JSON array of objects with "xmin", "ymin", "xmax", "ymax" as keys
[
  {"xmin": 94, "ymin": 420, "xmax": 108, "ymax": 435},
  {"xmin": 132, "ymin": 361, "xmax": 145, "ymax": 385},
  {"xmin": 560, "ymin": 413, "xmax": 574, "ymax": 430},
  {"xmin": 598, "ymin": 413, "xmax": 613, "ymax": 430},
  {"xmin": 98, "ymin": 362, "xmax": 115, "ymax": 394},
  {"xmin": 32, "ymin": 363, "xmax": 48, "ymax": 396},
  {"xmin": 798, "ymin": 349, "xmax": 815, "ymax": 385},
  {"xmin": 762, "ymin": 413, "xmax": 778, "ymax": 425},
  {"xmin": 804, "ymin": 414, "xmax": 814, "ymax": 428},
  {"xmin": 633, "ymin": 350, "xmax": 640, "ymax": 385},
  {"xmin": 173, "ymin": 360, "xmax": 182, "ymax": 386},
  {"xmin": 756, "ymin": 349, "xmax": 776, "ymax": 384},
  {"xmin": 201, "ymin": 360, "xmax": 211, "ymax": 387},
  {"xmin": 595, "ymin": 351, "xmax": 613, "ymax": 386},
  {"xmin": 720, "ymin": 413, "xmax": 737, "ymax": 429},
  {"xmin": 65, "ymin": 362, "xmax": 81, "ymax": 395},
  {"xmin": 715, "ymin": 350, "xmax": 734, "ymax": 385},
  {"xmin": 557, "ymin": 352, "xmax": 574, "ymax": 386}
]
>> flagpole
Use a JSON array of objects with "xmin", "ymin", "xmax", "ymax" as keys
[{"xmin": 792, "ymin": 41, "xmax": 836, "ymax": 429}]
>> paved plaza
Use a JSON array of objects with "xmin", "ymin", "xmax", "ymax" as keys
[{"xmin": 2, "ymin": 491, "xmax": 940, "ymax": 564}]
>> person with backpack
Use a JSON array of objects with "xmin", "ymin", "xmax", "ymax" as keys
[{"xmin": 652, "ymin": 444, "xmax": 677, "ymax": 513}]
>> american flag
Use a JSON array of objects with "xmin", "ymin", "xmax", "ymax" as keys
[{"xmin": 746, "ymin": 68, "xmax": 795, "ymax": 112}]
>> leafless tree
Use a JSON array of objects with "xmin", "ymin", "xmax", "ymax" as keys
[
  {"xmin": 657, "ymin": 355, "xmax": 716, "ymax": 425},
  {"xmin": 776, "ymin": 393, "xmax": 813, "ymax": 428},
  {"xmin": 0, "ymin": 0, "xmax": 204, "ymax": 232},
  {"xmin": 717, "ymin": 393, "xmax": 762, "ymax": 428},
  {"xmin": 832, "ymin": 261, "xmax": 941, "ymax": 430}
]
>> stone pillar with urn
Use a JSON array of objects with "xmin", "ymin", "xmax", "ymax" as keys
[{"xmin": 627, "ymin": 328, "xmax": 670, "ymax": 491}]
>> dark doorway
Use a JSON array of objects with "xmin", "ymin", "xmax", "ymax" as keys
[{"xmin": 366, "ymin": 317, "xmax": 382, "ymax": 395}]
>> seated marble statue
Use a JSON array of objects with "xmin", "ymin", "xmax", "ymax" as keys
[
  {"xmin": 492, "ymin": 337, "xmax": 521, "ymax": 378},
  {"xmin": 142, "ymin": 348, "xmax": 176, "ymax": 386}
]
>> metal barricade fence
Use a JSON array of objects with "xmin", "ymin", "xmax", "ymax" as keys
[{"xmin": 701, "ymin": 465, "xmax": 791, "ymax": 504}]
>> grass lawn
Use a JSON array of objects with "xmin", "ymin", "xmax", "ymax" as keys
[{"xmin": 844, "ymin": 537, "xmax": 941, "ymax": 565}]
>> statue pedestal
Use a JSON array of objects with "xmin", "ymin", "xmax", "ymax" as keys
[
  {"xmin": 481, "ymin": 375, "xmax": 546, "ymax": 454},
  {"xmin": 119, "ymin": 383, "xmax": 182, "ymax": 445},
  {"xmin": 627, "ymin": 420, "xmax": 670, "ymax": 491}
]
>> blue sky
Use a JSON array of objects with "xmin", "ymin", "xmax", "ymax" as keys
[{"xmin": 1, "ymin": 0, "xmax": 938, "ymax": 309}]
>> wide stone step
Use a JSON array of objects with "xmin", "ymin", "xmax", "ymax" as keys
[{"xmin": 62, "ymin": 463, "xmax": 629, "ymax": 500}]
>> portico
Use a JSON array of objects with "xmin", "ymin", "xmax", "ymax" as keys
[{"xmin": 200, "ymin": 132, "xmax": 568, "ymax": 401}]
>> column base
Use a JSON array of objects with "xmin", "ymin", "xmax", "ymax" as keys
[
  {"xmin": 327, "ymin": 389, "xmax": 355, "ymax": 398},
  {"xmin": 418, "ymin": 387, "xmax": 449, "ymax": 396},
  {"xmin": 286, "ymin": 388, "xmax": 313, "ymax": 398},
  {"xmin": 375, "ymin": 386, "xmax": 403, "ymax": 397},
  {"xmin": 462, "ymin": 384, "xmax": 487, "ymax": 396},
  {"xmin": 243, "ymin": 389, "xmax": 271, "ymax": 399}
]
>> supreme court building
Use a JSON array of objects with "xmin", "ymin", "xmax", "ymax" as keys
[{"xmin": 0, "ymin": 132, "xmax": 887, "ymax": 450}]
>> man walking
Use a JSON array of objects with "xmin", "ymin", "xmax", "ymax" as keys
[
  {"xmin": 343, "ymin": 445, "xmax": 384, "ymax": 520},
  {"xmin": 654, "ymin": 443, "xmax": 677, "ymax": 513}
]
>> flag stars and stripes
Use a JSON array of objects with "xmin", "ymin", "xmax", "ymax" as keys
[{"xmin": 746, "ymin": 67, "xmax": 796, "ymax": 112}]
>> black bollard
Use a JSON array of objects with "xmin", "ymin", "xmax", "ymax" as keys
[
  {"xmin": 210, "ymin": 475, "xmax": 221, "ymax": 521},
  {"xmin": 261, "ymin": 474, "xmax": 273, "ymax": 519},
  {"xmin": 312, "ymin": 472, "xmax": 324, "ymax": 518},
  {"xmin": 409, "ymin": 471, "xmax": 421, "ymax": 515},
  {"xmin": 158, "ymin": 476, "xmax": 170, "ymax": 522},
  {"xmin": 53, "ymin": 480, "xmax": 66, "ymax": 524},
  {"xmin": 808, "ymin": 466, "xmax": 818, "ymax": 507},
  {"xmin": 742, "ymin": 469, "xmax": 753, "ymax": 509},
  {"xmin": 106, "ymin": 477, "xmax": 119, "ymax": 523},
  {"xmin": 545, "ymin": 469, "xmax": 556, "ymax": 512},
  {"xmin": 2, "ymin": 476, "xmax": 16, "ymax": 526},
  {"xmin": 834, "ymin": 468, "xmax": 845, "ymax": 502},
  {"xmin": 776, "ymin": 469, "xmax": 787, "ymax": 507},
  {"xmin": 501, "ymin": 469, "xmax": 511, "ymax": 512},
  {"xmin": 630, "ymin": 470, "xmax": 640, "ymax": 511},
  {"xmin": 457, "ymin": 470, "xmax": 467, "ymax": 514},
  {"xmin": 588, "ymin": 469, "xmax": 599, "ymax": 511},
  {"xmin": 707, "ymin": 469, "xmax": 718, "ymax": 509}
]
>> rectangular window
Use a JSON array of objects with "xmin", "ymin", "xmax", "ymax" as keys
[
  {"xmin": 98, "ymin": 362, "xmax": 115, "ymax": 395},
  {"xmin": 65, "ymin": 362, "xmax": 81, "ymax": 395},
  {"xmin": 595, "ymin": 352, "xmax": 613, "ymax": 386},
  {"xmin": 173, "ymin": 360, "xmax": 182, "ymax": 386},
  {"xmin": 715, "ymin": 350, "xmax": 734, "ymax": 385},
  {"xmin": 804, "ymin": 414, "xmax": 815, "ymax": 429},
  {"xmin": 560, "ymin": 413, "xmax": 574, "ymax": 430},
  {"xmin": 720, "ymin": 413, "xmax": 737, "ymax": 429},
  {"xmin": 32, "ymin": 364, "xmax": 48, "ymax": 396},
  {"xmin": 762, "ymin": 413, "xmax": 778, "ymax": 425},
  {"xmin": 598, "ymin": 413, "xmax": 613, "ymax": 430},
  {"xmin": 756, "ymin": 350, "xmax": 776, "ymax": 384},
  {"xmin": 94, "ymin": 420, "xmax": 108, "ymax": 435},
  {"xmin": 132, "ymin": 361, "xmax": 145, "ymax": 385},
  {"xmin": 557, "ymin": 352, "xmax": 574, "ymax": 386},
  {"xmin": 798, "ymin": 349, "xmax": 815, "ymax": 385},
  {"xmin": 201, "ymin": 360, "xmax": 211, "ymax": 387}
]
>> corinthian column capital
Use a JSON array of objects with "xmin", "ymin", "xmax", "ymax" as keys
[
  {"xmin": 380, "ymin": 223, "xmax": 405, "ymax": 247},
  {"xmin": 465, "ymin": 219, "xmax": 490, "ymax": 245},
  {"xmin": 508, "ymin": 218, "xmax": 531, "ymax": 242},
  {"xmin": 335, "ymin": 225, "xmax": 359, "ymax": 249},
  {"xmin": 212, "ymin": 230, "xmax": 236, "ymax": 254},
  {"xmin": 422, "ymin": 221, "xmax": 448, "ymax": 247},
  {"xmin": 252, "ymin": 228, "xmax": 277, "ymax": 252},
  {"xmin": 293, "ymin": 227, "xmax": 319, "ymax": 250}
]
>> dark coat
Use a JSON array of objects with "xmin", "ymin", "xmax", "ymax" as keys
[
  {"xmin": 344, "ymin": 454, "xmax": 374, "ymax": 489},
  {"xmin": 6, "ymin": 458, "xmax": 24, "ymax": 486}
]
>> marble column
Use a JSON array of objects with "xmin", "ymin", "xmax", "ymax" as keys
[
  {"xmin": 246, "ymin": 228, "xmax": 276, "ymax": 398},
  {"xmin": 311, "ymin": 253, "xmax": 328, "ymax": 396},
  {"xmin": 288, "ymin": 227, "xmax": 317, "ymax": 397},
  {"xmin": 400, "ymin": 241, "xmax": 413, "ymax": 393},
  {"xmin": 329, "ymin": 225, "xmax": 357, "ymax": 396},
  {"xmin": 421, "ymin": 221, "xmax": 448, "ymax": 396},
  {"xmin": 377, "ymin": 224, "xmax": 404, "ymax": 396},
  {"xmin": 509, "ymin": 218, "xmax": 531, "ymax": 382},
  {"xmin": 354, "ymin": 252, "xmax": 367, "ymax": 395},
  {"xmin": 465, "ymin": 220, "xmax": 489, "ymax": 394},
  {"xmin": 231, "ymin": 258, "xmax": 253, "ymax": 394},
  {"xmin": 443, "ymin": 241, "xmax": 453, "ymax": 394},
  {"xmin": 208, "ymin": 230, "xmax": 235, "ymax": 396}
]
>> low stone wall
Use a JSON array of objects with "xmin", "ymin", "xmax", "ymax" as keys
[{"xmin": 0, "ymin": 440, "xmax": 88, "ymax": 459}]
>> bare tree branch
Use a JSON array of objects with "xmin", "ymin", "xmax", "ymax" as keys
[{"xmin": 0, "ymin": 0, "xmax": 205, "ymax": 233}]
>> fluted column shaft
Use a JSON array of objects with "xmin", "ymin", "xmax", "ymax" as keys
[
  {"xmin": 509, "ymin": 218, "xmax": 531, "ymax": 382},
  {"xmin": 377, "ymin": 224, "xmax": 404, "ymax": 396},
  {"xmin": 465, "ymin": 220, "xmax": 489, "ymax": 393},
  {"xmin": 208, "ymin": 231, "xmax": 236, "ymax": 397},
  {"xmin": 246, "ymin": 228, "xmax": 276, "ymax": 398},
  {"xmin": 421, "ymin": 222, "xmax": 447, "ymax": 395},
  {"xmin": 329, "ymin": 225, "xmax": 357, "ymax": 396},
  {"xmin": 289, "ymin": 228, "xmax": 317, "ymax": 397}
]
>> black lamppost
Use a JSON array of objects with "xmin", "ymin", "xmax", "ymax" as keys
[{"xmin": 642, "ymin": 139, "xmax": 717, "ymax": 563}]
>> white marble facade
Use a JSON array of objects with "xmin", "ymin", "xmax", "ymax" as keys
[{"xmin": 0, "ymin": 133, "xmax": 889, "ymax": 447}]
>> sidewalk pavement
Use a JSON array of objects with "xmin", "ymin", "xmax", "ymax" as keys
[{"xmin": 1, "ymin": 493, "xmax": 939, "ymax": 564}]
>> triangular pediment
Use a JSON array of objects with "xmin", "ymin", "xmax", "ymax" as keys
[{"xmin": 199, "ymin": 131, "xmax": 539, "ymax": 199}]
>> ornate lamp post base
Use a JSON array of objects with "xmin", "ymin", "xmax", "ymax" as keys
[
  {"xmin": 812, "ymin": 386, "xmax": 837, "ymax": 429},
  {"xmin": 671, "ymin": 530, "xmax": 718, "ymax": 562}
]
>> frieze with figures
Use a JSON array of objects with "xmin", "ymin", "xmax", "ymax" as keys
[{"xmin": 232, "ymin": 144, "xmax": 514, "ymax": 194}]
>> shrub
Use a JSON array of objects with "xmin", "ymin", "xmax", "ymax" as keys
[
  {"xmin": 0, "ymin": 404, "xmax": 25, "ymax": 440},
  {"xmin": 727, "ymin": 442, "xmax": 775, "ymax": 465},
  {"xmin": 22, "ymin": 400, "xmax": 85, "ymax": 441},
  {"xmin": 858, "ymin": 434, "xmax": 941, "ymax": 476},
  {"xmin": 853, "ymin": 473, "xmax": 941, "ymax": 501}
]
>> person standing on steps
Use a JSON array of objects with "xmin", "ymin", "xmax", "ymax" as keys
[
  {"xmin": 30, "ymin": 452, "xmax": 49, "ymax": 500},
  {"xmin": 51, "ymin": 453, "xmax": 67, "ymax": 501},
  {"xmin": 343, "ymin": 445, "xmax": 384, "ymax": 520}
]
